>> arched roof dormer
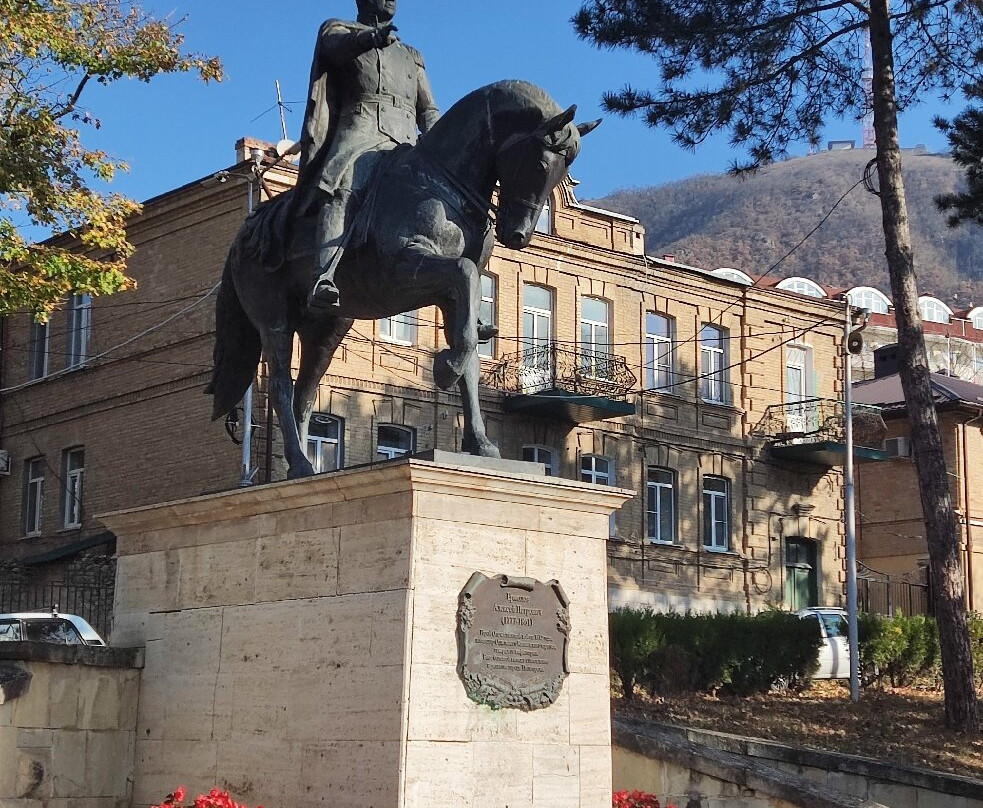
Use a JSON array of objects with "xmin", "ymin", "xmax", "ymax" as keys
[
  {"xmin": 777, "ymin": 277, "xmax": 827, "ymax": 298},
  {"xmin": 847, "ymin": 286, "xmax": 891, "ymax": 314},
  {"xmin": 711, "ymin": 267, "xmax": 754, "ymax": 285},
  {"xmin": 917, "ymin": 296, "xmax": 953, "ymax": 324}
]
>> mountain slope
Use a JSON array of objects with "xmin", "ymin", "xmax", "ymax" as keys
[{"xmin": 590, "ymin": 149, "xmax": 982, "ymax": 304}]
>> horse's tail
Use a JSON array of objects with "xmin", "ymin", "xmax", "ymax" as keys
[{"xmin": 205, "ymin": 245, "xmax": 262, "ymax": 421}]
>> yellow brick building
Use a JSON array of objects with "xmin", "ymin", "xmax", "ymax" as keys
[{"xmin": 0, "ymin": 140, "xmax": 857, "ymax": 614}]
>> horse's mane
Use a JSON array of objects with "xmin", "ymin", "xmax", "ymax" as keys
[{"xmin": 425, "ymin": 80, "xmax": 564, "ymax": 139}]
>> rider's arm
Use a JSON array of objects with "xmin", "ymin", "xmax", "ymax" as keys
[
  {"xmin": 414, "ymin": 62, "xmax": 440, "ymax": 134},
  {"xmin": 318, "ymin": 20, "xmax": 394, "ymax": 65}
]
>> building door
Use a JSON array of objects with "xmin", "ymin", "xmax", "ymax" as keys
[
  {"xmin": 521, "ymin": 285, "xmax": 554, "ymax": 391},
  {"xmin": 785, "ymin": 537, "xmax": 818, "ymax": 609}
]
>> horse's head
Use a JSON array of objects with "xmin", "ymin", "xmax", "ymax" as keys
[{"xmin": 494, "ymin": 105, "xmax": 600, "ymax": 250}]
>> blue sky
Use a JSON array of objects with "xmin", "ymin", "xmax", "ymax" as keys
[{"xmin": 79, "ymin": 0, "xmax": 960, "ymax": 205}]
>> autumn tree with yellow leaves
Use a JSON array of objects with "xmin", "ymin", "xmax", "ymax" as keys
[{"xmin": 0, "ymin": 0, "xmax": 221, "ymax": 317}]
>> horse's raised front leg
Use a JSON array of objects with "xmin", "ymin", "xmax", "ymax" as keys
[
  {"xmin": 294, "ymin": 314, "xmax": 354, "ymax": 446},
  {"xmin": 263, "ymin": 326, "xmax": 315, "ymax": 479}
]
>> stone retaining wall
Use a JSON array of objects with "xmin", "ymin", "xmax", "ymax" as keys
[
  {"xmin": 613, "ymin": 717, "xmax": 982, "ymax": 808},
  {"xmin": 0, "ymin": 643, "xmax": 143, "ymax": 808}
]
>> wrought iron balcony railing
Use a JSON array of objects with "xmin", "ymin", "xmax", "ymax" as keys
[
  {"xmin": 482, "ymin": 344, "xmax": 637, "ymax": 399},
  {"xmin": 753, "ymin": 397, "xmax": 887, "ymax": 449}
]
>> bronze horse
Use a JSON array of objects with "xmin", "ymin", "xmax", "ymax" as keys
[{"xmin": 208, "ymin": 80, "xmax": 598, "ymax": 479}]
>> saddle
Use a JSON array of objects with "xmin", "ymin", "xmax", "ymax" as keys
[{"xmin": 244, "ymin": 145, "xmax": 407, "ymax": 272}]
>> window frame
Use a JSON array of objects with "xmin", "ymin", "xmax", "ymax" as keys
[
  {"xmin": 776, "ymin": 277, "xmax": 826, "ymax": 298},
  {"xmin": 646, "ymin": 467, "xmax": 676, "ymax": 544},
  {"xmin": 61, "ymin": 447, "xmax": 85, "ymax": 529},
  {"xmin": 702, "ymin": 475, "xmax": 731, "ymax": 552},
  {"xmin": 23, "ymin": 456, "xmax": 45, "ymax": 537},
  {"xmin": 699, "ymin": 324, "xmax": 728, "ymax": 404},
  {"xmin": 917, "ymin": 296, "xmax": 952, "ymax": 324},
  {"xmin": 376, "ymin": 424, "xmax": 415, "ymax": 461},
  {"xmin": 847, "ymin": 286, "xmax": 890, "ymax": 315},
  {"xmin": 306, "ymin": 413, "xmax": 344, "ymax": 474},
  {"xmin": 534, "ymin": 197, "xmax": 552, "ymax": 235},
  {"xmin": 522, "ymin": 444, "xmax": 555, "ymax": 476},
  {"xmin": 645, "ymin": 312, "xmax": 674, "ymax": 391},
  {"xmin": 580, "ymin": 296, "xmax": 612, "ymax": 379},
  {"xmin": 28, "ymin": 320, "xmax": 49, "ymax": 381},
  {"xmin": 477, "ymin": 272, "xmax": 497, "ymax": 359},
  {"xmin": 67, "ymin": 293, "xmax": 92, "ymax": 368},
  {"xmin": 378, "ymin": 310, "xmax": 417, "ymax": 346}
]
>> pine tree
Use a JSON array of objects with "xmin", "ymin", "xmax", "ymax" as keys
[
  {"xmin": 574, "ymin": 0, "xmax": 980, "ymax": 732},
  {"xmin": 937, "ymin": 79, "xmax": 983, "ymax": 227}
]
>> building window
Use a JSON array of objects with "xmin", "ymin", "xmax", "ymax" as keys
[
  {"xmin": 785, "ymin": 344, "xmax": 816, "ymax": 432},
  {"xmin": 646, "ymin": 467, "xmax": 676, "ymax": 544},
  {"xmin": 306, "ymin": 414, "xmax": 343, "ymax": 473},
  {"xmin": 918, "ymin": 297, "xmax": 952, "ymax": 324},
  {"xmin": 645, "ymin": 312, "xmax": 674, "ymax": 391},
  {"xmin": 521, "ymin": 285, "xmax": 554, "ymax": 390},
  {"xmin": 67, "ymin": 293, "xmax": 92, "ymax": 368},
  {"xmin": 702, "ymin": 475, "xmax": 730, "ymax": 551},
  {"xmin": 28, "ymin": 320, "xmax": 49, "ymax": 381},
  {"xmin": 700, "ymin": 324, "xmax": 727, "ymax": 403},
  {"xmin": 580, "ymin": 297, "xmax": 611, "ymax": 378},
  {"xmin": 847, "ymin": 287, "xmax": 890, "ymax": 314},
  {"xmin": 23, "ymin": 457, "xmax": 44, "ymax": 537},
  {"xmin": 377, "ymin": 424, "xmax": 414, "ymax": 460},
  {"xmin": 582, "ymin": 454, "xmax": 615, "ymax": 536},
  {"xmin": 61, "ymin": 447, "xmax": 84, "ymax": 529},
  {"xmin": 522, "ymin": 445, "xmax": 554, "ymax": 475},
  {"xmin": 477, "ymin": 273, "xmax": 497, "ymax": 359},
  {"xmin": 777, "ymin": 277, "xmax": 826, "ymax": 298},
  {"xmin": 379, "ymin": 311, "xmax": 417, "ymax": 345},
  {"xmin": 785, "ymin": 537, "xmax": 818, "ymax": 609},
  {"xmin": 580, "ymin": 454, "xmax": 612, "ymax": 485},
  {"xmin": 535, "ymin": 197, "xmax": 552, "ymax": 234}
]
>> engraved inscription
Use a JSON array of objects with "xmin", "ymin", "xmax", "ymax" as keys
[{"xmin": 456, "ymin": 572, "xmax": 569, "ymax": 711}]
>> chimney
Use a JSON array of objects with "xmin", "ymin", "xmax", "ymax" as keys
[
  {"xmin": 662, "ymin": 254, "xmax": 676, "ymax": 263},
  {"xmin": 873, "ymin": 343, "xmax": 901, "ymax": 378}
]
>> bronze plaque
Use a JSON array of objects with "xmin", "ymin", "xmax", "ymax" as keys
[{"xmin": 456, "ymin": 572, "xmax": 570, "ymax": 710}]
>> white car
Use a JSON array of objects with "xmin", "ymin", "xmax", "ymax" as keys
[
  {"xmin": 0, "ymin": 610, "xmax": 106, "ymax": 646},
  {"xmin": 797, "ymin": 607, "xmax": 849, "ymax": 679}
]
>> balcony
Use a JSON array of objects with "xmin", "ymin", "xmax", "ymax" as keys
[
  {"xmin": 482, "ymin": 344, "xmax": 637, "ymax": 423},
  {"xmin": 754, "ymin": 398, "xmax": 888, "ymax": 465}
]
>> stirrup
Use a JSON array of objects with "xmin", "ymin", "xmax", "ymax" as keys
[{"xmin": 308, "ymin": 278, "xmax": 341, "ymax": 310}]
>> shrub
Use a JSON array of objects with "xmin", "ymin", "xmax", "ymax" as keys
[
  {"xmin": 858, "ymin": 612, "xmax": 940, "ymax": 687},
  {"xmin": 616, "ymin": 609, "xmax": 821, "ymax": 697},
  {"xmin": 609, "ymin": 606, "xmax": 664, "ymax": 699},
  {"xmin": 613, "ymin": 790, "xmax": 673, "ymax": 808},
  {"xmin": 151, "ymin": 787, "xmax": 261, "ymax": 808},
  {"xmin": 969, "ymin": 612, "xmax": 983, "ymax": 691}
]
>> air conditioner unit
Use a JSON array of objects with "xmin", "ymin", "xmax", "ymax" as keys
[
  {"xmin": 0, "ymin": 449, "xmax": 10, "ymax": 476},
  {"xmin": 884, "ymin": 436, "xmax": 911, "ymax": 459}
]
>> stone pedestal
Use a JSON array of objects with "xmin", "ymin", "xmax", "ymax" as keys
[{"xmin": 103, "ymin": 454, "xmax": 630, "ymax": 808}]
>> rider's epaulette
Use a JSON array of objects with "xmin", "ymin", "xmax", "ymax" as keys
[{"xmin": 404, "ymin": 44, "xmax": 426, "ymax": 69}]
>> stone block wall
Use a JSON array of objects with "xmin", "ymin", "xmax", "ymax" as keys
[{"xmin": 0, "ymin": 644, "xmax": 142, "ymax": 808}]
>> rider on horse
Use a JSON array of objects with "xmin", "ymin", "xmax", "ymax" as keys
[{"xmin": 296, "ymin": 0, "xmax": 439, "ymax": 312}]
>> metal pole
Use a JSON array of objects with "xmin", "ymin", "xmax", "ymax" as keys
[
  {"xmin": 844, "ymin": 303, "xmax": 861, "ymax": 702},
  {"xmin": 239, "ymin": 149, "xmax": 263, "ymax": 487}
]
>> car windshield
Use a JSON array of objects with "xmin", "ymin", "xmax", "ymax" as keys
[
  {"xmin": 0, "ymin": 620, "xmax": 22, "ymax": 641},
  {"xmin": 820, "ymin": 613, "xmax": 848, "ymax": 638},
  {"xmin": 23, "ymin": 618, "xmax": 84, "ymax": 645}
]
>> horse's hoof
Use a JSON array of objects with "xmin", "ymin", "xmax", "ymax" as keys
[
  {"xmin": 433, "ymin": 350, "xmax": 461, "ymax": 391},
  {"xmin": 462, "ymin": 437, "xmax": 501, "ymax": 458},
  {"xmin": 287, "ymin": 461, "xmax": 316, "ymax": 480}
]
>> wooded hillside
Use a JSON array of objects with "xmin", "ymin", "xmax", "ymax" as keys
[{"xmin": 591, "ymin": 148, "xmax": 981, "ymax": 304}]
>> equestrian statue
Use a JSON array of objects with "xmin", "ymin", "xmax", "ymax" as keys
[{"xmin": 207, "ymin": 0, "xmax": 599, "ymax": 478}]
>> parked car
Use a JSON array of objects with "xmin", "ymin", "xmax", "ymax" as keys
[
  {"xmin": 0, "ymin": 610, "xmax": 106, "ymax": 646},
  {"xmin": 797, "ymin": 607, "xmax": 849, "ymax": 679}
]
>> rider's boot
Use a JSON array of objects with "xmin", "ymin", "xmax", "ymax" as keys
[
  {"xmin": 476, "ymin": 320, "xmax": 498, "ymax": 342},
  {"xmin": 308, "ymin": 191, "xmax": 350, "ymax": 311}
]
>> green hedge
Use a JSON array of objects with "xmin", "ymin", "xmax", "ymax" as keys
[
  {"xmin": 857, "ymin": 612, "xmax": 939, "ymax": 687},
  {"xmin": 609, "ymin": 608, "xmax": 821, "ymax": 697}
]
